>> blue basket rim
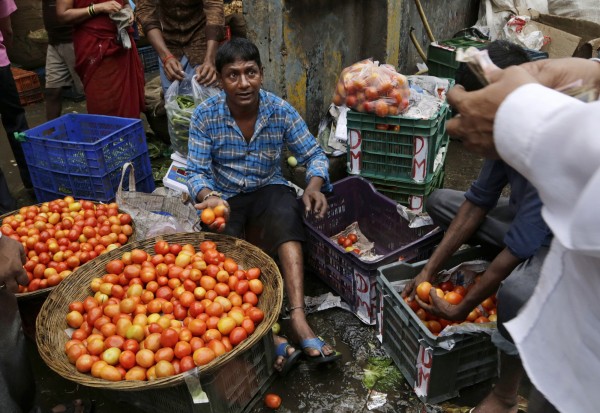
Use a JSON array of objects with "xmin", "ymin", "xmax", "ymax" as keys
[{"xmin": 23, "ymin": 114, "xmax": 142, "ymax": 146}]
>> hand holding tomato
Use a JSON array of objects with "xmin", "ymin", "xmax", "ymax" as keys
[
  {"xmin": 401, "ymin": 270, "xmax": 431, "ymax": 300},
  {"xmin": 195, "ymin": 198, "xmax": 229, "ymax": 233},
  {"xmin": 415, "ymin": 288, "xmax": 469, "ymax": 321}
]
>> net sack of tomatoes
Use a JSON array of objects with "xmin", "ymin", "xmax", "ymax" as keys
[
  {"xmin": 331, "ymin": 58, "xmax": 411, "ymax": 117},
  {"xmin": 331, "ymin": 221, "xmax": 380, "ymax": 260},
  {"xmin": 63, "ymin": 240, "xmax": 268, "ymax": 382},
  {"xmin": 403, "ymin": 259, "xmax": 498, "ymax": 337},
  {"xmin": 0, "ymin": 197, "xmax": 134, "ymax": 294}
]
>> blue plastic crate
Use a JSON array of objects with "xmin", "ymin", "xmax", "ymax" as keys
[
  {"xmin": 22, "ymin": 114, "xmax": 155, "ymax": 202},
  {"xmin": 137, "ymin": 45, "xmax": 159, "ymax": 73}
]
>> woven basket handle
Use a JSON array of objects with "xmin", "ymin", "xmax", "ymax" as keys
[{"xmin": 117, "ymin": 162, "xmax": 137, "ymax": 198}]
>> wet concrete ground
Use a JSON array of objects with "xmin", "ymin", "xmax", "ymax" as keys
[{"xmin": 1, "ymin": 95, "xmax": 529, "ymax": 413}]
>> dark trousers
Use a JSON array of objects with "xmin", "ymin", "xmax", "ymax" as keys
[
  {"xmin": 0, "ymin": 64, "xmax": 32, "ymax": 191},
  {"xmin": 222, "ymin": 185, "xmax": 306, "ymax": 257}
]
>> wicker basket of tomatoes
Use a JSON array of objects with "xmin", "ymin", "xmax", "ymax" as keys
[
  {"xmin": 0, "ymin": 197, "xmax": 136, "ymax": 300},
  {"xmin": 36, "ymin": 231, "xmax": 283, "ymax": 390}
]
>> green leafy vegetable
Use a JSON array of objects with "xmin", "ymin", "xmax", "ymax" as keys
[{"xmin": 362, "ymin": 357, "xmax": 403, "ymax": 391}]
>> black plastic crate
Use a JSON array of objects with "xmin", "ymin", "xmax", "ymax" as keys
[
  {"xmin": 303, "ymin": 176, "xmax": 443, "ymax": 324},
  {"xmin": 376, "ymin": 246, "xmax": 498, "ymax": 403},
  {"xmin": 101, "ymin": 333, "xmax": 275, "ymax": 413}
]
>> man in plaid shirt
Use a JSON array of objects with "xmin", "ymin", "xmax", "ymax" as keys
[{"xmin": 187, "ymin": 38, "xmax": 341, "ymax": 371}]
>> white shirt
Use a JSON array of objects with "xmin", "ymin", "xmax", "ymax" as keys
[{"xmin": 495, "ymin": 83, "xmax": 600, "ymax": 413}]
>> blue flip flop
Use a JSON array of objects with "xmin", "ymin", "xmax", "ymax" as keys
[
  {"xmin": 275, "ymin": 342, "xmax": 303, "ymax": 376},
  {"xmin": 300, "ymin": 336, "xmax": 342, "ymax": 364}
]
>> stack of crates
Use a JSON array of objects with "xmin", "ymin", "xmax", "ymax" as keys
[
  {"xmin": 346, "ymin": 102, "xmax": 450, "ymax": 212},
  {"xmin": 137, "ymin": 45, "xmax": 159, "ymax": 73},
  {"xmin": 426, "ymin": 36, "xmax": 489, "ymax": 79},
  {"xmin": 21, "ymin": 114, "xmax": 155, "ymax": 203},
  {"xmin": 11, "ymin": 67, "xmax": 44, "ymax": 106},
  {"xmin": 303, "ymin": 176, "xmax": 443, "ymax": 324}
]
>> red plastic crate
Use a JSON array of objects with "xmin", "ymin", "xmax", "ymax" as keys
[
  {"xmin": 11, "ymin": 67, "xmax": 44, "ymax": 106},
  {"xmin": 11, "ymin": 67, "xmax": 42, "ymax": 93},
  {"xmin": 303, "ymin": 176, "xmax": 442, "ymax": 324}
]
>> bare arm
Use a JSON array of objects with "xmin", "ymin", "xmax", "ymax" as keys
[
  {"xmin": 417, "ymin": 247, "xmax": 521, "ymax": 321},
  {"xmin": 57, "ymin": 0, "xmax": 122, "ymax": 25},
  {"xmin": 0, "ymin": 236, "xmax": 29, "ymax": 293},
  {"xmin": 145, "ymin": 28, "xmax": 184, "ymax": 82},
  {"xmin": 0, "ymin": 15, "xmax": 13, "ymax": 48},
  {"xmin": 402, "ymin": 199, "xmax": 487, "ymax": 298}
]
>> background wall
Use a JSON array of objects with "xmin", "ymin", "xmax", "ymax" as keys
[{"xmin": 244, "ymin": 0, "xmax": 480, "ymax": 132}]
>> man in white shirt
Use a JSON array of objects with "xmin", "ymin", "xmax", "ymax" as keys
[{"xmin": 446, "ymin": 57, "xmax": 600, "ymax": 413}]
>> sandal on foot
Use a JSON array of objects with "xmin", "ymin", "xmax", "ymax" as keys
[
  {"xmin": 275, "ymin": 342, "xmax": 302, "ymax": 376},
  {"xmin": 299, "ymin": 336, "xmax": 342, "ymax": 364}
]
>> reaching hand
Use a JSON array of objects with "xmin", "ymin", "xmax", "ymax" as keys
[
  {"xmin": 163, "ymin": 56, "xmax": 185, "ymax": 82},
  {"xmin": 194, "ymin": 198, "xmax": 230, "ymax": 233},
  {"xmin": 0, "ymin": 236, "xmax": 29, "ymax": 294},
  {"xmin": 415, "ymin": 288, "xmax": 468, "ymax": 321},
  {"xmin": 446, "ymin": 65, "xmax": 538, "ymax": 158},
  {"xmin": 521, "ymin": 57, "xmax": 600, "ymax": 92},
  {"xmin": 195, "ymin": 62, "xmax": 218, "ymax": 87}
]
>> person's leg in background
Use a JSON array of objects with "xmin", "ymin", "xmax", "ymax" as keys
[
  {"xmin": 45, "ymin": 42, "xmax": 84, "ymax": 120},
  {"xmin": 0, "ymin": 64, "xmax": 32, "ymax": 189}
]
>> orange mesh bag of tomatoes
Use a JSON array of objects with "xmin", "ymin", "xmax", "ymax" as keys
[{"xmin": 332, "ymin": 58, "xmax": 410, "ymax": 117}]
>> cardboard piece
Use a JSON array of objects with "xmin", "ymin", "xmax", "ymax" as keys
[{"xmin": 515, "ymin": 7, "xmax": 600, "ymax": 58}]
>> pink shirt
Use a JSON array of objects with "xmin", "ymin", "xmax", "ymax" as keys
[{"xmin": 0, "ymin": 0, "xmax": 17, "ymax": 67}]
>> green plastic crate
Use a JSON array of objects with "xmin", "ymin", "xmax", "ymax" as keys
[
  {"xmin": 369, "ymin": 165, "xmax": 445, "ymax": 212},
  {"xmin": 427, "ymin": 37, "xmax": 489, "ymax": 79},
  {"xmin": 376, "ymin": 246, "xmax": 498, "ymax": 404},
  {"xmin": 347, "ymin": 104, "xmax": 449, "ymax": 183}
]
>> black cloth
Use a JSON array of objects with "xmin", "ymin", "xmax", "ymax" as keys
[
  {"xmin": 42, "ymin": 0, "xmax": 73, "ymax": 45},
  {"xmin": 220, "ymin": 184, "xmax": 306, "ymax": 257},
  {"xmin": 0, "ymin": 64, "xmax": 32, "ymax": 195},
  {"xmin": 0, "ymin": 290, "xmax": 36, "ymax": 413}
]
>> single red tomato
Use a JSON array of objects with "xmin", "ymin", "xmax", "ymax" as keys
[{"xmin": 264, "ymin": 393, "xmax": 282, "ymax": 409}]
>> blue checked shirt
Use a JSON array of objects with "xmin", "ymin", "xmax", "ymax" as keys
[{"xmin": 186, "ymin": 89, "xmax": 332, "ymax": 201}]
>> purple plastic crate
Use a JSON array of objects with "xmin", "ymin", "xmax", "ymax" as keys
[{"xmin": 303, "ymin": 176, "xmax": 442, "ymax": 324}]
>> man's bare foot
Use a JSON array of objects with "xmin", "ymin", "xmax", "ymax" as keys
[
  {"xmin": 289, "ymin": 310, "xmax": 337, "ymax": 358},
  {"xmin": 471, "ymin": 388, "xmax": 519, "ymax": 413},
  {"xmin": 273, "ymin": 334, "xmax": 302, "ymax": 375}
]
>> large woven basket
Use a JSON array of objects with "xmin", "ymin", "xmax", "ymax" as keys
[
  {"xmin": 0, "ymin": 202, "xmax": 136, "ymax": 300},
  {"xmin": 36, "ymin": 232, "xmax": 283, "ymax": 390}
]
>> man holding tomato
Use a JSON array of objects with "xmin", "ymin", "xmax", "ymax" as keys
[
  {"xmin": 402, "ymin": 41, "xmax": 553, "ymax": 413},
  {"xmin": 186, "ymin": 38, "xmax": 341, "ymax": 367}
]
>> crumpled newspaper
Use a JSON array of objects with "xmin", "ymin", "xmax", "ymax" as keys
[
  {"xmin": 110, "ymin": 8, "xmax": 134, "ymax": 49},
  {"xmin": 281, "ymin": 292, "xmax": 353, "ymax": 318},
  {"xmin": 330, "ymin": 222, "xmax": 384, "ymax": 262}
]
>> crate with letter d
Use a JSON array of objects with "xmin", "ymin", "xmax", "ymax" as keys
[{"xmin": 376, "ymin": 246, "xmax": 498, "ymax": 404}]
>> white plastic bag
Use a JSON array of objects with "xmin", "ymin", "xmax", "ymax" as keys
[{"xmin": 165, "ymin": 76, "xmax": 219, "ymax": 156}]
